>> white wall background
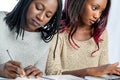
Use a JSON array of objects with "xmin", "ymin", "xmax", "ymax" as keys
[
  {"xmin": 0, "ymin": 0, "xmax": 120, "ymax": 64},
  {"xmin": 0, "ymin": 0, "xmax": 18, "ymax": 12},
  {"xmin": 107, "ymin": 0, "xmax": 120, "ymax": 64}
]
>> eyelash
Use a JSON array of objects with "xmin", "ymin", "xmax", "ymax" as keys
[
  {"xmin": 36, "ymin": 5, "xmax": 43, "ymax": 10},
  {"xmin": 92, "ymin": 6, "xmax": 97, "ymax": 11},
  {"xmin": 36, "ymin": 7, "xmax": 42, "ymax": 10},
  {"xmin": 46, "ymin": 14, "xmax": 51, "ymax": 18},
  {"xmin": 92, "ymin": 6, "xmax": 104, "ymax": 14},
  {"xmin": 36, "ymin": 5, "xmax": 52, "ymax": 18}
]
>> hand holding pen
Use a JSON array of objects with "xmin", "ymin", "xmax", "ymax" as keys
[
  {"xmin": 5, "ymin": 50, "xmax": 44, "ymax": 79},
  {"xmin": 1, "ymin": 50, "xmax": 26, "ymax": 79}
]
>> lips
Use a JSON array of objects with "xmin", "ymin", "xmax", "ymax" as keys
[
  {"xmin": 89, "ymin": 19, "xmax": 96, "ymax": 24},
  {"xmin": 32, "ymin": 19, "xmax": 41, "ymax": 27}
]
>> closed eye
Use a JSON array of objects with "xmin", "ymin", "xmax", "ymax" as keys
[
  {"xmin": 36, "ymin": 3, "xmax": 43, "ymax": 10},
  {"xmin": 46, "ymin": 13, "xmax": 52, "ymax": 18}
]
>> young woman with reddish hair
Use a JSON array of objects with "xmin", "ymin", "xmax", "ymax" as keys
[{"xmin": 46, "ymin": 0, "xmax": 120, "ymax": 77}]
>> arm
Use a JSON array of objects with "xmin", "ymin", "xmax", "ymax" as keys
[
  {"xmin": 46, "ymin": 34, "xmax": 64, "ymax": 75},
  {"xmin": 62, "ymin": 62, "xmax": 120, "ymax": 77},
  {"xmin": 62, "ymin": 68, "xmax": 88, "ymax": 77},
  {"xmin": 99, "ymin": 30, "xmax": 108, "ymax": 66}
]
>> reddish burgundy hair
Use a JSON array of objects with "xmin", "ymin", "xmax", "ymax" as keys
[{"xmin": 61, "ymin": 0, "xmax": 111, "ymax": 55}]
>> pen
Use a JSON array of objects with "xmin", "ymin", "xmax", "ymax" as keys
[
  {"xmin": 6, "ymin": 50, "xmax": 26, "ymax": 77},
  {"xmin": 6, "ymin": 50, "xmax": 14, "ymax": 60}
]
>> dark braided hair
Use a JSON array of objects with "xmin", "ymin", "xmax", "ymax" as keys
[{"xmin": 4, "ymin": 0, "xmax": 62, "ymax": 42}]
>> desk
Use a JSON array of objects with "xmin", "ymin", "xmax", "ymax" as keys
[
  {"xmin": 85, "ymin": 75, "xmax": 120, "ymax": 80},
  {"xmin": 0, "ymin": 75, "xmax": 120, "ymax": 80},
  {"xmin": 0, "ymin": 77, "xmax": 8, "ymax": 80},
  {"xmin": 46, "ymin": 75, "xmax": 84, "ymax": 80},
  {"xmin": 0, "ymin": 75, "xmax": 84, "ymax": 80}
]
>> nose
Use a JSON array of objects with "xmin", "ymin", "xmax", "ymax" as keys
[
  {"xmin": 36, "ymin": 12, "xmax": 45, "ymax": 21},
  {"xmin": 93, "ymin": 11, "xmax": 101, "ymax": 20}
]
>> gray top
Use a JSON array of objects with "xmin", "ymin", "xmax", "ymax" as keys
[{"xmin": 0, "ymin": 11, "xmax": 50, "ymax": 75}]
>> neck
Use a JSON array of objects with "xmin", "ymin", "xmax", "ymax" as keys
[
  {"xmin": 73, "ymin": 26, "xmax": 93, "ymax": 41},
  {"xmin": 24, "ymin": 27, "xmax": 40, "ymax": 32}
]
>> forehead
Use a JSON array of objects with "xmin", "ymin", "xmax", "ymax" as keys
[
  {"xmin": 33, "ymin": 0, "xmax": 58, "ymax": 4},
  {"xmin": 87, "ymin": 0, "xmax": 108, "ymax": 9},
  {"xmin": 33, "ymin": 0, "xmax": 58, "ymax": 10}
]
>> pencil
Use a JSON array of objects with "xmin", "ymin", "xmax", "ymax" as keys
[
  {"xmin": 6, "ymin": 50, "xmax": 14, "ymax": 61},
  {"xmin": 6, "ymin": 50, "xmax": 26, "ymax": 77}
]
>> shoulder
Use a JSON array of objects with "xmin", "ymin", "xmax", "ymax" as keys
[
  {"xmin": 0, "ymin": 11, "xmax": 6, "ymax": 22},
  {"xmin": 99, "ymin": 29, "xmax": 108, "ymax": 47},
  {"xmin": 100, "ymin": 29, "xmax": 108, "ymax": 40},
  {"xmin": 0, "ymin": 11, "xmax": 8, "ymax": 21},
  {"xmin": 50, "ymin": 31, "xmax": 67, "ymax": 48},
  {"xmin": 0, "ymin": 11, "xmax": 8, "ymax": 22},
  {"xmin": 0, "ymin": 11, "xmax": 9, "ymax": 32},
  {"xmin": 52, "ymin": 31, "xmax": 67, "ymax": 42},
  {"xmin": 0, "ymin": 11, "xmax": 8, "ymax": 18}
]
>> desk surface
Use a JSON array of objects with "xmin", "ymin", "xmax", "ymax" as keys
[
  {"xmin": 0, "ymin": 75, "xmax": 84, "ymax": 80},
  {"xmin": 85, "ymin": 75, "xmax": 120, "ymax": 80},
  {"xmin": 0, "ymin": 75, "xmax": 120, "ymax": 80},
  {"xmin": 46, "ymin": 75, "xmax": 84, "ymax": 80}
]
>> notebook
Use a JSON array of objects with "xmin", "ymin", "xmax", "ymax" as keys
[{"xmin": 15, "ymin": 75, "xmax": 84, "ymax": 80}]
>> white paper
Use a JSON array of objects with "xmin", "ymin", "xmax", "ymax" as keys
[
  {"xmin": 46, "ymin": 75, "xmax": 84, "ymax": 80},
  {"xmin": 15, "ymin": 75, "xmax": 84, "ymax": 80},
  {"xmin": 85, "ymin": 75, "xmax": 120, "ymax": 80},
  {"xmin": 15, "ymin": 76, "xmax": 54, "ymax": 80}
]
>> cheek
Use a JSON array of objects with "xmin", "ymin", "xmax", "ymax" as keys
[
  {"xmin": 43, "ymin": 18, "xmax": 51, "ymax": 25},
  {"xmin": 27, "ymin": 6, "xmax": 38, "ymax": 18},
  {"xmin": 82, "ymin": 6, "xmax": 93, "ymax": 18},
  {"xmin": 80, "ymin": 13, "xmax": 90, "ymax": 25},
  {"xmin": 82, "ymin": 10, "xmax": 92, "ymax": 22},
  {"xmin": 26, "ymin": 11, "xmax": 32, "ymax": 20},
  {"xmin": 84, "ymin": 9, "xmax": 91, "ymax": 17}
]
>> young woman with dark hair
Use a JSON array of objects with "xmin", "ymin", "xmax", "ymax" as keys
[
  {"xmin": 46, "ymin": 0, "xmax": 120, "ymax": 77},
  {"xmin": 0, "ymin": 0, "xmax": 62, "ymax": 79}
]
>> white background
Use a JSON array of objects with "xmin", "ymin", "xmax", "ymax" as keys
[
  {"xmin": 0, "ymin": 0, "xmax": 18, "ymax": 12},
  {"xmin": 0, "ymin": 0, "xmax": 120, "ymax": 64},
  {"xmin": 107, "ymin": 0, "xmax": 120, "ymax": 64}
]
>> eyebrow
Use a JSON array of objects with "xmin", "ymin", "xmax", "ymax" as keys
[
  {"xmin": 93, "ymin": 4, "xmax": 100, "ymax": 8},
  {"xmin": 94, "ymin": 4, "xmax": 106, "ymax": 11}
]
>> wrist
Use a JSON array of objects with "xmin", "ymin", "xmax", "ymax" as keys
[
  {"xmin": 0, "ymin": 64, "xmax": 5, "ymax": 77},
  {"xmin": 86, "ymin": 68, "xmax": 92, "ymax": 76},
  {"xmin": 87, "ymin": 66, "xmax": 108, "ymax": 77},
  {"xmin": 86, "ymin": 67, "xmax": 98, "ymax": 76}
]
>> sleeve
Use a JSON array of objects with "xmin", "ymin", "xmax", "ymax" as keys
[
  {"xmin": 0, "ymin": 11, "xmax": 5, "ymax": 27},
  {"xmin": 35, "ymin": 46, "xmax": 50, "ymax": 75},
  {"xmin": 45, "ymin": 34, "xmax": 64, "ymax": 75},
  {"xmin": 98, "ymin": 29, "xmax": 108, "ymax": 66},
  {"xmin": 0, "ymin": 11, "xmax": 7, "ymax": 33},
  {"xmin": 0, "ymin": 11, "xmax": 7, "ymax": 21}
]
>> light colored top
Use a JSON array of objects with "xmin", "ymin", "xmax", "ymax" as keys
[
  {"xmin": 46, "ymin": 29, "xmax": 108, "ymax": 75},
  {"xmin": 0, "ymin": 11, "xmax": 50, "ymax": 75}
]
